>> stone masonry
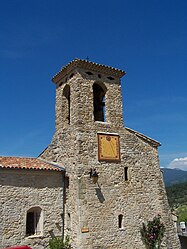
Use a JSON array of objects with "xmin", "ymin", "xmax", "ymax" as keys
[
  {"xmin": 0, "ymin": 161, "xmax": 64, "ymax": 249},
  {"xmin": 40, "ymin": 59, "xmax": 181, "ymax": 248}
]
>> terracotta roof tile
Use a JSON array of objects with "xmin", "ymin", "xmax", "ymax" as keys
[
  {"xmin": 52, "ymin": 58, "xmax": 126, "ymax": 83},
  {"xmin": 0, "ymin": 156, "xmax": 64, "ymax": 172}
]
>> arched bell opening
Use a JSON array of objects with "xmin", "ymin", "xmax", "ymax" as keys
[{"xmin": 93, "ymin": 82, "xmax": 107, "ymax": 122}]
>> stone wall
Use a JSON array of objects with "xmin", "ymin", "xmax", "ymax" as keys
[
  {"xmin": 42, "ymin": 128, "xmax": 181, "ymax": 249},
  {"xmin": 40, "ymin": 65, "xmax": 181, "ymax": 248},
  {"xmin": 0, "ymin": 169, "xmax": 64, "ymax": 249}
]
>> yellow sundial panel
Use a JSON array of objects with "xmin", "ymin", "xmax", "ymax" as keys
[{"xmin": 97, "ymin": 133, "xmax": 120, "ymax": 162}]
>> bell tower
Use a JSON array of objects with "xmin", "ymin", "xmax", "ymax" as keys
[
  {"xmin": 52, "ymin": 59, "xmax": 126, "ymax": 131},
  {"xmin": 40, "ymin": 59, "xmax": 181, "ymax": 249}
]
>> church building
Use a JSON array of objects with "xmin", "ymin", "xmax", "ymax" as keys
[{"xmin": 0, "ymin": 59, "xmax": 180, "ymax": 249}]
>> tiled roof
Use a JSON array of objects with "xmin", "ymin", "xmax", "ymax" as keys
[
  {"xmin": 0, "ymin": 156, "xmax": 64, "ymax": 172},
  {"xmin": 52, "ymin": 58, "xmax": 126, "ymax": 83}
]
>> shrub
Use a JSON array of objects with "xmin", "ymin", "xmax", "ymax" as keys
[
  {"xmin": 140, "ymin": 215, "xmax": 165, "ymax": 249},
  {"xmin": 49, "ymin": 235, "xmax": 71, "ymax": 249}
]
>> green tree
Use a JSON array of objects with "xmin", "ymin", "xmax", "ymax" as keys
[{"xmin": 176, "ymin": 205, "xmax": 187, "ymax": 223}]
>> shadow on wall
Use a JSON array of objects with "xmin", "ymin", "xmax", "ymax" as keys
[{"xmin": 95, "ymin": 187, "xmax": 105, "ymax": 203}]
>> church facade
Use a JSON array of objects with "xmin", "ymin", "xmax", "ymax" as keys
[{"xmin": 0, "ymin": 59, "xmax": 180, "ymax": 249}]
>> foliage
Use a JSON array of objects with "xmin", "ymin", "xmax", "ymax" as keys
[
  {"xmin": 175, "ymin": 205, "xmax": 187, "ymax": 223},
  {"xmin": 166, "ymin": 181, "xmax": 187, "ymax": 223},
  {"xmin": 49, "ymin": 235, "xmax": 71, "ymax": 249},
  {"xmin": 140, "ymin": 215, "xmax": 165, "ymax": 249},
  {"xmin": 166, "ymin": 181, "xmax": 187, "ymax": 208}
]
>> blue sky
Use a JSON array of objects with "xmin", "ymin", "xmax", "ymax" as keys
[{"xmin": 0, "ymin": 0, "xmax": 187, "ymax": 169}]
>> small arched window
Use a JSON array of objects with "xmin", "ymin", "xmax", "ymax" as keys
[
  {"xmin": 67, "ymin": 212, "xmax": 71, "ymax": 230},
  {"xmin": 26, "ymin": 207, "xmax": 42, "ymax": 236},
  {"xmin": 93, "ymin": 83, "xmax": 106, "ymax": 122},
  {"xmin": 63, "ymin": 85, "xmax": 70, "ymax": 124},
  {"xmin": 118, "ymin": 214, "xmax": 123, "ymax": 229},
  {"xmin": 124, "ymin": 167, "xmax": 129, "ymax": 181}
]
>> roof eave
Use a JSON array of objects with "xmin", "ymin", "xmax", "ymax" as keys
[
  {"xmin": 125, "ymin": 127, "xmax": 161, "ymax": 148},
  {"xmin": 52, "ymin": 58, "xmax": 126, "ymax": 84}
]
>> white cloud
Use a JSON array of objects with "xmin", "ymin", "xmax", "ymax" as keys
[{"xmin": 168, "ymin": 157, "xmax": 187, "ymax": 171}]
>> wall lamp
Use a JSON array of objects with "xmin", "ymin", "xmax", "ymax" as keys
[{"xmin": 89, "ymin": 168, "xmax": 99, "ymax": 184}]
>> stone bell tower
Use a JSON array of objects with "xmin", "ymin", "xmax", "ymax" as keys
[
  {"xmin": 40, "ymin": 59, "xmax": 180, "ymax": 249},
  {"xmin": 53, "ymin": 59, "xmax": 125, "ymax": 131}
]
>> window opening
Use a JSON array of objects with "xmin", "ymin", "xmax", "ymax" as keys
[
  {"xmin": 63, "ymin": 85, "xmax": 70, "ymax": 124},
  {"xmin": 26, "ymin": 207, "xmax": 42, "ymax": 236},
  {"xmin": 93, "ymin": 83, "xmax": 106, "ymax": 122},
  {"xmin": 107, "ymin": 76, "xmax": 114, "ymax": 80},
  {"xmin": 86, "ymin": 71, "xmax": 93, "ymax": 75},
  {"xmin": 118, "ymin": 214, "xmax": 123, "ymax": 228},
  {"xmin": 69, "ymin": 73, "xmax": 74, "ymax": 79},
  {"xmin": 67, "ymin": 213, "xmax": 71, "ymax": 230},
  {"xmin": 102, "ymin": 96, "xmax": 106, "ymax": 122},
  {"xmin": 124, "ymin": 167, "xmax": 128, "ymax": 181}
]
